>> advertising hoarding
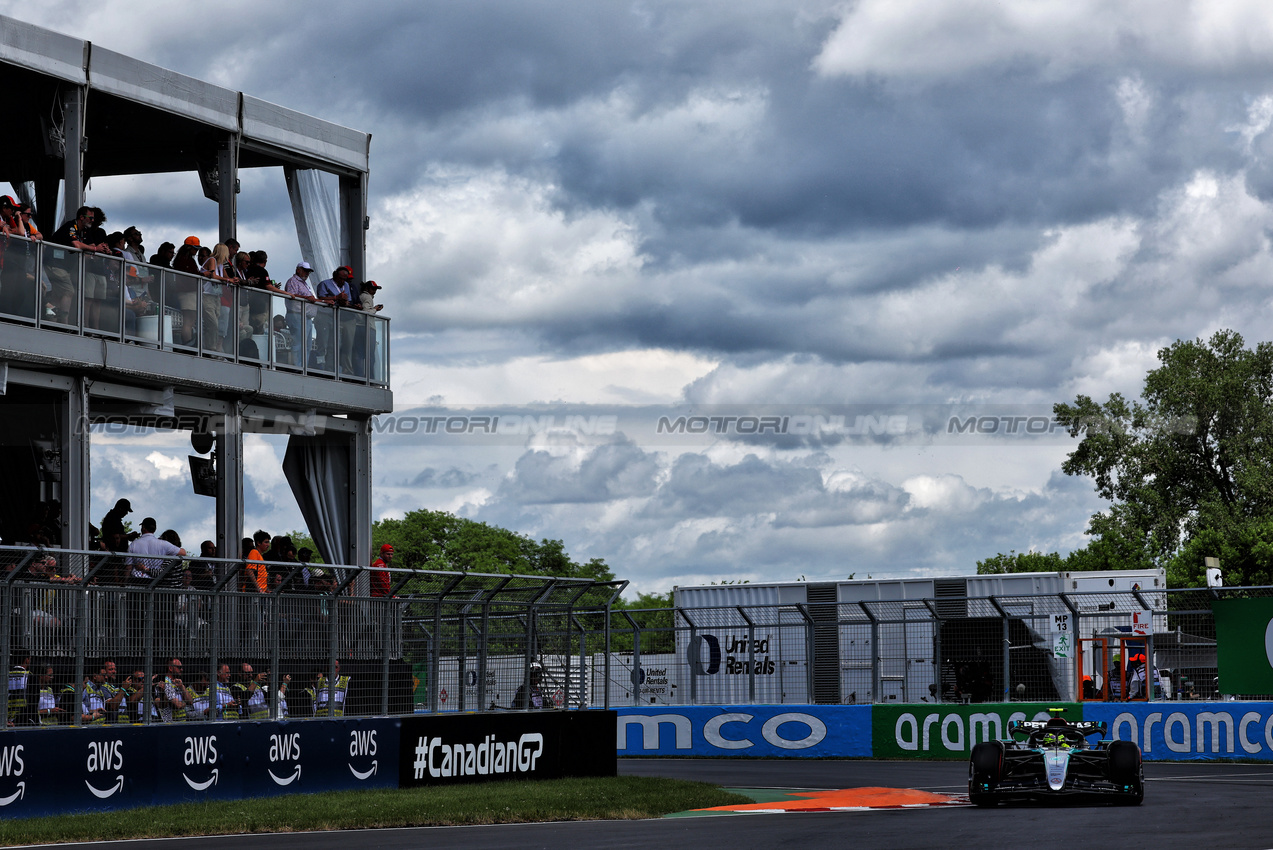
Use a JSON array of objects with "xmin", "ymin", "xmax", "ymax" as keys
[{"xmin": 615, "ymin": 705, "xmax": 871, "ymax": 757}]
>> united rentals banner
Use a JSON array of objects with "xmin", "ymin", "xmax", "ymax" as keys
[
  {"xmin": 615, "ymin": 706, "xmax": 871, "ymax": 757},
  {"xmin": 872, "ymin": 703, "xmax": 1082, "ymax": 759},
  {"xmin": 1211, "ymin": 598, "xmax": 1273, "ymax": 695},
  {"xmin": 398, "ymin": 711, "xmax": 615, "ymax": 787}
]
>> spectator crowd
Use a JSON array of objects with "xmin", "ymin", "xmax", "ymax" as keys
[{"xmin": 0, "ymin": 199, "xmax": 385, "ymax": 373}]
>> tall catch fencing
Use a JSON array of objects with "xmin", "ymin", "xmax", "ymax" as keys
[
  {"xmin": 4, "ymin": 541, "xmax": 1262, "ymax": 722},
  {"xmin": 0, "ymin": 546, "xmax": 625, "ymax": 726},
  {"xmin": 591, "ymin": 586, "xmax": 1265, "ymax": 707}
]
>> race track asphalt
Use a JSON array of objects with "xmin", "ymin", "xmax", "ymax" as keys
[{"xmin": 46, "ymin": 759, "xmax": 1273, "ymax": 850}]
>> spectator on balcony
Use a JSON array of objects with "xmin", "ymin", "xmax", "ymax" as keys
[
  {"xmin": 172, "ymin": 239, "xmax": 202, "ymax": 345},
  {"xmin": 352, "ymin": 280, "xmax": 384, "ymax": 377},
  {"xmin": 47, "ymin": 206, "xmax": 107, "ymax": 324},
  {"xmin": 284, "ymin": 262, "xmax": 320, "ymax": 366},
  {"xmin": 122, "ymin": 226, "xmax": 153, "ymax": 298},
  {"xmin": 122, "ymin": 227, "xmax": 146, "ymax": 265},
  {"xmin": 199, "ymin": 243, "xmax": 235, "ymax": 353},
  {"xmin": 243, "ymin": 251, "xmax": 280, "ymax": 342},
  {"xmin": 0, "ymin": 195, "xmax": 25, "ymax": 237},
  {"xmin": 370, "ymin": 544, "xmax": 393, "ymax": 598},
  {"xmin": 18, "ymin": 204, "xmax": 40, "ymax": 240},
  {"xmin": 149, "ymin": 241, "xmax": 175, "ymax": 269},
  {"xmin": 358, "ymin": 279, "xmax": 384, "ymax": 313},
  {"xmin": 315, "ymin": 266, "xmax": 355, "ymax": 371},
  {"xmin": 128, "ymin": 517, "xmax": 185, "ymax": 582},
  {"xmin": 81, "ymin": 210, "xmax": 112, "ymax": 332},
  {"xmin": 244, "ymin": 530, "xmax": 270, "ymax": 593},
  {"xmin": 189, "ymin": 540, "xmax": 217, "ymax": 590},
  {"xmin": 224, "ymin": 251, "xmax": 250, "ymax": 352}
]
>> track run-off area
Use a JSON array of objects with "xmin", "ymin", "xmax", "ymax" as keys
[{"xmin": 40, "ymin": 758, "xmax": 1273, "ymax": 850}]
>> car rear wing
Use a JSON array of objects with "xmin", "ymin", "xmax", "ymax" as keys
[{"xmin": 1008, "ymin": 719, "xmax": 1108, "ymax": 740}]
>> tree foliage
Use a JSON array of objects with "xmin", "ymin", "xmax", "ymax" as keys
[
  {"xmin": 1048, "ymin": 330, "xmax": 1273, "ymax": 586},
  {"xmin": 370, "ymin": 509, "xmax": 615, "ymax": 583}
]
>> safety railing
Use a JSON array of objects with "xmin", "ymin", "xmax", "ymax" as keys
[{"xmin": 0, "ymin": 234, "xmax": 389, "ymax": 386}]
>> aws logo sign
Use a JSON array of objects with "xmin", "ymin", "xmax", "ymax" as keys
[
  {"xmin": 182, "ymin": 736, "xmax": 219, "ymax": 791},
  {"xmin": 348, "ymin": 729, "xmax": 378, "ymax": 780},
  {"xmin": 0, "ymin": 745, "xmax": 25, "ymax": 806},
  {"xmin": 86, "ymin": 740, "xmax": 124, "ymax": 799},
  {"xmin": 268, "ymin": 733, "xmax": 302, "ymax": 786}
]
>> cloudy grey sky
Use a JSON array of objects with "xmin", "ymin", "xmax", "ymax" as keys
[{"xmin": 11, "ymin": 0, "xmax": 1273, "ymax": 595}]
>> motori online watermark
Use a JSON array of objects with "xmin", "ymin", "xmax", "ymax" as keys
[{"xmin": 72, "ymin": 406, "xmax": 1200, "ymax": 445}]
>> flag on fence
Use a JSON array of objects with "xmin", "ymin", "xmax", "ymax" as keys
[{"xmin": 1212, "ymin": 598, "xmax": 1273, "ymax": 695}]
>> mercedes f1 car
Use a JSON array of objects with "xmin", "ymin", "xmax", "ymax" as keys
[{"xmin": 968, "ymin": 709, "xmax": 1143, "ymax": 806}]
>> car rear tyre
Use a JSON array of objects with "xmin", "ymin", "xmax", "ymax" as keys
[{"xmin": 969, "ymin": 741, "xmax": 1004, "ymax": 807}]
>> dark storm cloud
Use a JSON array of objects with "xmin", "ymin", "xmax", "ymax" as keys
[{"xmin": 407, "ymin": 467, "xmax": 481, "ymax": 488}]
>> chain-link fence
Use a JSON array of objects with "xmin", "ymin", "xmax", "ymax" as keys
[
  {"xmin": 591, "ymin": 586, "xmax": 1267, "ymax": 708},
  {"xmin": 0, "ymin": 546, "xmax": 625, "ymax": 727},
  {"xmin": 7, "ymin": 541, "xmax": 1268, "ymax": 723}
]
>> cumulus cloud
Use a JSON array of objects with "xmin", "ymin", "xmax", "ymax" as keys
[
  {"xmin": 812, "ymin": 0, "xmax": 1273, "ymax": 80},
  {"xmin": 25, "ymin": 0, "xmax": 1273, "ymax": 595}
]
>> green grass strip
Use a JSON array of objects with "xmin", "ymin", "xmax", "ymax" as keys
[{"xmin": 0, "ymin": 776, "xmax": 751, "ymax": 846}]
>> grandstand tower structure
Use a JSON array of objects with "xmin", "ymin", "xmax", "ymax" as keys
[{"xmin": 0, "ymin": 15, "xmax": 392, "ymax": 567}]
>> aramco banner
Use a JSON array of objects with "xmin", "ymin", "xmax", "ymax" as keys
[
  {"xmin": 872, "ymin": 703, "xmax": 1081, "ymax": 759},
  {"xmin": 1086, "ymin": 703, "xmax": 1273, "ymax": 761},
  {"xmin": 1212, "ymin": 598, "xmax": 1273, "ymax": 695}
]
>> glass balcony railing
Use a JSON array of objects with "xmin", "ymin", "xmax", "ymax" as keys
[{"xmin": 0, "ymin": 234, "xmax": 390, "ymax": 387}]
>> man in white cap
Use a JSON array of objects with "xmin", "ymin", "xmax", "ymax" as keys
[{"xmin": 283, "ymin": 262, "xmax": 320, "ymax": 366}]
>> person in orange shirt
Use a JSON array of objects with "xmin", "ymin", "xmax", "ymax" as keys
[{"xmin": 243, "ymin": 530, "xmax": 270, "ymax": 593}]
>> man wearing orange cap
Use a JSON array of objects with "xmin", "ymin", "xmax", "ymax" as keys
[{"xmin": 369, "ymin": 544, "xmax": 393, "ymax": 598}]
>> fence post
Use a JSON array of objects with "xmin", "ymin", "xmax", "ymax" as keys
[
  {"xmin": 381, "ymin": 596, "xmax": 393, "ymax": 715},
  {"xmin": 923, "ymin": 599, "xmax": 943, "ymax": 704},
  {"xmin": 738, "ymin": 606, "xmax": 756, "ymax": 703},
  {"xmin": 861, "ymin": 602, "xmax": 879, "ymax": 704},
  {"xmin": 621, "ymin": 611, "xmax": 642, "ymax": 707},
  {"xmin": 988, "ymin": 596, "xmax": 1011, "ymax": 702},
  {"xmin": 678, "ymin": 608, "xmax": 698, "ymax": 706}
]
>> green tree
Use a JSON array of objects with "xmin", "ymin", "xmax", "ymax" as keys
[
  {"xmin": 1053, "ymin": 329, "xmax": 1273, "ymax": 586},
  {"xmin": 370, "ymin": 509, "xmax": 615, "ymax": 582},
  {"xmin": 976, "ymin": 550, "xmax": 1064, "ymax": 574}
]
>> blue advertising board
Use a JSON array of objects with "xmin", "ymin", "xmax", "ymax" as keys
[
  {"xmin": 616, "ymin": 705, "xmax": 871, "ymax": 757},
  {"xmin": 0, "ymin": 718, "xmax": 398, "ymax": 819},
  {"xmin": 1085, "ymin": 702, "xmax": 1273, "ymax": 762}
]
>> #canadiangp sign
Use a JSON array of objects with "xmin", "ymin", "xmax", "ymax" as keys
[{"xmin": 399, "ymin": 710, "xmax": 615, "ymax": 787}]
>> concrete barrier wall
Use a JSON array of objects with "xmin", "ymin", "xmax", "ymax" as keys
[
  {"xmin": 0, "ymin": 710, "xmax": 617, "ymax": 819},
  {"xmin": 615, "ymin": 702, "xmax": 1273, "ymax": 762}
]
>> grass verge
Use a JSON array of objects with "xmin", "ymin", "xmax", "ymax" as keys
[{"xmin": 0, "ymin": 776, "xmax": 750, "ymax": 846}]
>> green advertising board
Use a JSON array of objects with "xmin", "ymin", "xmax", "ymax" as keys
[
  {"xmin": 872, "ymin": 703, "xmax": 1084, "ymax": 759},
  {"xmin": 1212, "ymin": 598, "xmax": 1273, "ymax": 694}
]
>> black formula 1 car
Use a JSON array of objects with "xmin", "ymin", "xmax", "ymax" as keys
[{"xmin": 968, "ymin": 710, "xmax": 1143, "ymax": 806}]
